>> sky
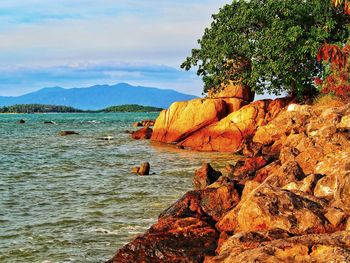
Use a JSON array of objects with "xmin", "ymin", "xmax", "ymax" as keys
[{"xmin": 0, "ymin": 0, "xmax": 230, "ymax": 96}]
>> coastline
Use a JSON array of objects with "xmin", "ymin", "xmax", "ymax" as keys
[{"xmin": 109, "ymin": 96, "xmax": 350, "ymax": 262}]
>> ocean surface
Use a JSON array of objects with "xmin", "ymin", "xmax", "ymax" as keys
[{"xmin": 0, "ymin": 113, "xmax": 235, "ymax": 263}]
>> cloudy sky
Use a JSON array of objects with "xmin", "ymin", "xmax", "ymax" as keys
[{"xmin": 0, "ymin": 0, "xmax": 230, "ymax": 96}]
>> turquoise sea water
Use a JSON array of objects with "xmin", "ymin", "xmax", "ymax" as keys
[{"xmin": 0, "ymin": 113, "xmax": 234, "ymax": 263}]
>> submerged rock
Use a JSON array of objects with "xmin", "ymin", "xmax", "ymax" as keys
[
  {"xmin": 59, "ymin": 131, "xmax": 79, "ymax": 136},
  {"xmin": 44, "ymin": 121, "xmax": 56, "ymax": 124},
  {"xmin": 18, "ymin": 119, "xmax": 25, "ymax": 124}
]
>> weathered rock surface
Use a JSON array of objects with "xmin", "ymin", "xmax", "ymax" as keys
[
  {"xmin": 108, "ymin": 217, "xmax": 219, "ymax": 263},
  {"xmin": 193, "ymin": 163, "xmax": 222, "ymax": 190},
  {"xmin": 206, "ymin": 231, "xmax": 350, "ymax": 263},
  {"xmin": 141, "ymin": 119, "xmax": 156, "ymax": 127},
  {"xmin": 131, "ymin": 127, "xmax": 153, "ymax": 140},
  {"xmin": 151, "ymin": 98, "xmax": 228, "ymax": 143},
  {"xmin": 134, "ymin": 119, "xmax": 156, "ymax": 127},
  {"xmin": 210, "ymin": 81, "xmax": 255, "ymax": 102},
  {"xmin": 177, "ymin": 99, "xmax": 289, "ymax": 152},
  {"xmin": 109, "ymin": 100, "xmax": 350, "ymax": 262},
  {"xmin": 110, "ymin": 182, "xmax": 242, "ymax": 263}
]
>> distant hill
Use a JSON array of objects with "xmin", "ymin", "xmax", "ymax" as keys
[{"xmin": 0, "ymin": 83, "xmax": 198, "ymax": 110}]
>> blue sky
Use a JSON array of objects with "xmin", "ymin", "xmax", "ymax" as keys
[{"xmin": 0, "ymin": 1, "xmax": 230, "ymax": 96}]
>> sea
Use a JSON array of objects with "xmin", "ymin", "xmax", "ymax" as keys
[{"xmin": 0, "ymin": 112, "xmax": 235, "ymax": 263}]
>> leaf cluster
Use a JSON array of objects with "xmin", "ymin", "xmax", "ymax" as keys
[{"xmin": 181, "ymin": 0, "xmax": 350, "ymax": 96}]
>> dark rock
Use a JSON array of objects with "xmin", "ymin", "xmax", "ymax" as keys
[
  {"xmin": 232, "ymin": 156, "xmax": 271, "ymax": 181},
  {"xmin": 18, "ymin": 119, "xmax": 25, "ymax": 124},
  {"xmin": 193, "ymin": 163, "xmax": 222, "ymax": 190},
  {"xmin": 131, "ymin": 127, "xmax": 152, "ymax": 140},
  {"xmin": 133, "ymin": 121, "xmax": 142, "ymax": 127},
  {"xmin": 108, "ymin": 217, "xmax": 219, "ymax": 263},
  {"xmin": 138, "ymin": 162, "xmax": 150, "ymax": 175},
  {"xmin": 59, "ymin": 131, "xmax": 79, "ymax": 136},
  {"xmin": 141, "ymin": 119, "xmax": 156, "ymax": 127}
]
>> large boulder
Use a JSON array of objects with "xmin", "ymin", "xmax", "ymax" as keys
[
  {"xmin": 211, "ymin": 81, "xmax": 255, "ymax": 102},
  {"xmin": 178, "ymin": 99, "xmax": 287, "ymax": 152},
  {"xmin": 206, "ymin": 231, "xmax": 350, "ymax": 263},
  {"xmin": 109, "ymin": 217, "xmax": 219, "ymax": 263},
  {"xmin": 110, "ymin": 184, "xmax": 242, "ymax": 263},
  {"xmin": 151, "ymin": 98, "xmax": 228, "ymax": 143}
]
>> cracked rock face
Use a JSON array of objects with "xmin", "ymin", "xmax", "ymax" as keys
[
  {"xmin": 152, "ymin": 97, "xmax": 289, "ymax": 152},
  {"xmin": 108, "ymin": 100, "xmax": 350, "ymax": 263}
]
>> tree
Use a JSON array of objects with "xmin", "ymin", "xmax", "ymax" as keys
[
  {"xmin": 312, "ymin": 0, "xmax": 350, "ymax": 98},
  {"xmin": 181, "ymin": 0, "xmax": 350, "ymax": 97}
]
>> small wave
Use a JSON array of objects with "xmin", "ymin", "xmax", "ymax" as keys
[
  {"xmin": 87, "ymin": 120, "xmax": 101, "ymax": 124},
  {"xmin": 89, "ymin": 227, "xmax": 120, "ymax": 235}
]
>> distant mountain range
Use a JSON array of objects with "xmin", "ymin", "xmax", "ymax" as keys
[{"xmin": 0, "ymin": 83, "xmax": 198, "ymax": 110}]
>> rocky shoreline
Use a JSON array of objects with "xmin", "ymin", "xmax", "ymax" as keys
[{"xmin": 107, "ymin": 88, "xmax": 350, "ymax": 262}]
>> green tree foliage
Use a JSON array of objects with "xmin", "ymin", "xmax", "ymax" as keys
[
  {"xmin": 0, "ymin": 104, "xmax": 82, "ymax": 113},
  {"xmin": 104, "ymin": 104, "xmax": 163, "ymax": 112},
  {"xmin": 181, "ymin": 0, "xmax": 350, "ymax": 96}
]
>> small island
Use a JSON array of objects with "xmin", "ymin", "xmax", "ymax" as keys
[
  {"xmin": 103, "ymin": 104, "xmax": 163, "ymax": 112},
  {"xmin": 0, "ymin": 104, "xmax": 83, "ymax": 113},
  {"xmin": 0, "ymin": 104, "xmax": 163, "ymax": 113}
]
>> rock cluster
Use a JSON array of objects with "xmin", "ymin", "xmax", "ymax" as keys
[
  {"xmin": 133, "ymin": 119, "xmax": 155, "ymax": 127},
  {"xmin": 131, "ymin": 127, "xmax": 153, "ymax": 140},
  {"xmin": 151, "ymin": 84, "xmax": 289, "ymax": 151},
  {"xmin": 109, "ymin": 100, "xmax": 350, "ymax": 262}
]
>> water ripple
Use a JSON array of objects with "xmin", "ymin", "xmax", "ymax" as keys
[{"xmin": 0, "ymin": 113, "xmax": 237, "ymax": 263}]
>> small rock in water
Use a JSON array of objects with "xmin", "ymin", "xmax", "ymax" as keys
[
  {"xmin": 133, "ymin": 122, "xmax": 142, "ymax": 127},
  {"xmin": 98, "ymin": 136, "xmax": 114, "ymax": 140},
  {"xmin": 141, "ymin": 120, "xmax": 155, "ymax": 127},
  {"xmin": 131, "ymin": 162, "xmax": 151, "ymax": 176},
  {"xmin": 139, "ymin": 162, "xmax": 150, "ymax": 175},
  {"xmin": 18, "ymin": 119, "xmax": 26, "ymax": 124},
  {"xmin": 59, "ymin": 131, "xmax": 79, "ymax": 136},
  {"xmin": 131, "ymin": 167, "xmax": 140, "ymax": 174},
  {"xmin": 131, "ymin": 127, "xmax": 152, "ymax": 140},
  {"xmin": 44, "ymin": 121, "xmax": 56, "ymax": 124}
]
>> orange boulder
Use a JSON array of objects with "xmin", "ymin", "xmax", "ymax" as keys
[
  {"xmin": 131, "ymin": 127, "xmax": 152, "ymax": 140},
  {"xmin": 151, "ymin": 98, "xmax": 228, "ymax": 143},
  {"xmin": 211, "ymin": 81, "xmax": 255, "ymax": 102},
  {"xmin": 178, "ymin": 100, "xmax": 275, "ymax": 152}
]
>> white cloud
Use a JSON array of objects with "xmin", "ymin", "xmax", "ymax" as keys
[{"xmin": 0, "ymin": 0, "xmax": 230, "ymax": 95}]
